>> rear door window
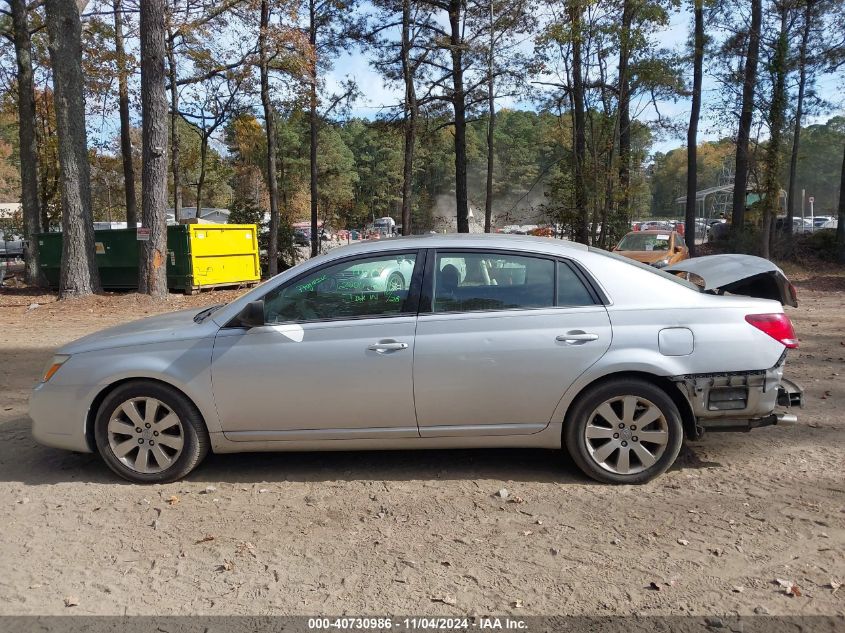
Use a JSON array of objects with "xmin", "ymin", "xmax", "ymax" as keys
[
  {"xmin": 432, "ymin": 252, "xmax": 555, "ymax": 313},
  {"xmin": 557, "ymin": 261, "xmax": 596, "ymax": 306}
]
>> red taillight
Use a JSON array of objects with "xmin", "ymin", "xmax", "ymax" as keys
[{"xmin": 745, "ymin": 313, "xmax": 798, "ymax": 349}]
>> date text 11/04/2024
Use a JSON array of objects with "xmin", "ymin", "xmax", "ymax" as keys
[{"xmin": 307, "ymin": 617, "xmax": 528, "ymax": 630}]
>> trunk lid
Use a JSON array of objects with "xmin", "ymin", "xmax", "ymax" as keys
[{"xmin": 664, "ymin": 254, "xmax": 797, "ymax": 307}]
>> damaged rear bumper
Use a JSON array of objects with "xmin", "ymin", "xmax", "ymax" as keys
[{"xmin": 672, "ymin": 353, "xmax": 804, "ymax": 436}]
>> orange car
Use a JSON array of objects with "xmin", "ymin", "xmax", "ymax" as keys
[{"xmin": 613, "ymin": 230, "xmax": 689, "ymax": 268}]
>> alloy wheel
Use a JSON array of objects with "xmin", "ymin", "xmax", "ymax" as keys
[
  {"xmin": 584, "ymin": 395, "xmax": 670, "ymax": 475},
  {"xmin": 106, "ymin": 397, "xmax": 185, "ymax": 474}
]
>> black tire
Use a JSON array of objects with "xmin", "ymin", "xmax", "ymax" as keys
[
  {"xmin": 94, "ymin": 380, "xmax": 210, "ymax": 484},
  {"xmin": 563, "ymin": 378, "xmax": 684, "ymax": 484},
  {"xmin": 386, "ymin": 272, "xmax": 405, "ymax": 291}
]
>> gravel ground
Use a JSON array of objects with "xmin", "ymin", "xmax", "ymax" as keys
[{"xmin": 0, "ymin": 272, "xmax": 842, "ymax": 617}]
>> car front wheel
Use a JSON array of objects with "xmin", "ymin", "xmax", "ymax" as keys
[
  {"xmin": 564, "ymin": 378, "xmax": 684, "ymax": 484},
  {"xmin": 94, "ymin": 380, "xmax": 209, "ymax": 484}
]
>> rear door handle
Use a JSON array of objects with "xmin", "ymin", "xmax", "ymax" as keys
[
  {"xmin": 367, "ymin": 340, "xmax": 409, "ymax": 352},
  {"xmin": 556, "ymin": 331, "xmax": 599, "ymax": 344}
]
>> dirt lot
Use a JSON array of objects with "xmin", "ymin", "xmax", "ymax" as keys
[{"xmin": 0, "ymin": 273, "xmax": 843, "ymax": 617}]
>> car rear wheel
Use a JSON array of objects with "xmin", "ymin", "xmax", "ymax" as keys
[
  {"xmin": 564, "ymin": 378, "xmax": 683, "ymax": 484},
  {"xmin": 94, "ymin": 381, "xmax": 209, "ymax": 484}
]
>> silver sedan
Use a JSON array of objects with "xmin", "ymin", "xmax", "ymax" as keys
[{"xmin": 30, "ymin": 235, "xmax": 803, "ymax": 484}]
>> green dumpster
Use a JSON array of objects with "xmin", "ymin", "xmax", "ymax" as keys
[{"xmin": 36, "ymin": 224, "xmax": 260, "ymax": 293}]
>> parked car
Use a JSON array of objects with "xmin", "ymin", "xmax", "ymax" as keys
[
  {"xmin": 0, "ymin": 229, "xmax": 24, "ymax": 259},
  {"xmin": 821, "ymin": 218, "xmax": 838, "ymax": 230},
  {"xmin": 30, "ymin": 235, "xmax": 803, "ymax": 485},
  {"xmin": 613, "ymin": 230, "xmax": 688, "ymax": 268},
  {"xmin": 775, "ymin": 217, "xmax": 813, "ymax": 234}
]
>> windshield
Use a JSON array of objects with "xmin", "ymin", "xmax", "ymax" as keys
[
  {"xmin": 617, "ymin": 233, "xmax": 670, "ymax": 251},
  {"xmin": 589, "ymin": 247, "xmax": 699, "ymax": 291}
]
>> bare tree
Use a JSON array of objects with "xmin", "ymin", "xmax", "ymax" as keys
[
  {"xmin": 617, "ymin": 0, "xmax": 633, "ymax": 234},
  {"xmin": 685, "ymin": 0, "xmax": 704, "ymax": 257},
  {"xmin": 400, "ymin": 0, "xmax": 419, "ymax": 236},
  {"xmin": 260, "ymin": 0, "xmax": 281, "ymax": 275},
  {"xmin": 760, "ymin": 1, "xmax": 791, "ymax": 259},
  {"xmin": 731, "ymin": 0, "xmax": 762, "ymax": 232},
  {"xmin": 10, "ymin": 0, "xmax": 41, "ymax": 284},
  {"xmin": 139, "ymin": 0, "xmax": 170, "ymax": 298},
  {"xmin": 113, "ymin": 0, "xmax": 138, "ymax": 227},
  {"xmin": 45, "ymin": 0, "xmax": 101, "ymax": 297},
  {"xmin": 570, "ymin": 0, "xmax": 589, "ymax": 245},
  {"xmin": 837, "ymin": 143, "xmax": 845, "ymax": 263},
  {"xmin": 785, "ymin": 0, "xmax": 816, "ymax": 235}
]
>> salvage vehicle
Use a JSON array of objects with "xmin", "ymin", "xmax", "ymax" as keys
[
  {"xmin": 30, "ymin": 235, "xmax": 803, "ymax": 484},
  {"xmin": 613, "ymin": 230, "xmax": 689, "ymax": 268}
]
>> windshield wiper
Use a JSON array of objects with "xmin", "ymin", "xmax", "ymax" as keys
[{"xmin": 194, "ymin": 304, "xmax": 224, "ymax": 323}]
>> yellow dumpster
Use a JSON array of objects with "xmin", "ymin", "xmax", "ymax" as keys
[{"xmin": 184, "ymin": 224, "xmax": 261, "ymax": 294}]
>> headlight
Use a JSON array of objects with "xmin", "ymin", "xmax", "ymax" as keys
[{"xmin": 42, "ymin": 354, "xmax": 70, "ymax": 382}]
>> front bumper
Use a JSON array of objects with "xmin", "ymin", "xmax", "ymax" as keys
[{"xmin": 29, "ymin": 381, "xmax": 93, "ymax": 453}]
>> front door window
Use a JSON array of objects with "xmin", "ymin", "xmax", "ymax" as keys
[{"xmin": 263, "ymin": 253, "xmax": 418, "ymax": 323}]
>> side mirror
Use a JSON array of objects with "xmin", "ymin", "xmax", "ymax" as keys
[{"xmin": 235, "ymin": 300, "xmax": 265, "ymax": 328}]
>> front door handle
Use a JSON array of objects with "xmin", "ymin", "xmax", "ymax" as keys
[
  {"xmin": 556, "ymin": 331, "xmax": 599, "ymax": 344},
  {"xmin": 367, "ymin": 340, "xmax": 409, "ymax": 353}
]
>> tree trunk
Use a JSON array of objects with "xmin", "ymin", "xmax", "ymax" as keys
[
  {"xmin": 308, "ymin": 0, "xmax": 319, "ymax": 256},
  {"xmin": 139, "ymin": 0, "xmax": 169, "ymax": 298},
  {"xmin": 113, "ymin": 0, "xmax": 138, "ymax": 227},
  {"xmin": 45, "ymin": 0, "xmax": 100, "ymax": 297},
  {"xmin": 484, "ymin": 0, "xmax": 495, "ymax": 234},
  {"xmin": 196, "ymin": 134, "xmax": 207, "ymax": 217},
  {"xmin": 570, "ymin": 0, "xmax": 588, "ymax": 245},
  {"xmin": 10, "ymin": 0, "xmax": 41, "ymax": 284},
  {"xmin": 731, "ymin": 0, "xmax": 762, "ymax": 232},
  {"xmin": 836, "ymin": 143, "xmax": 845, "ymax": 263},
  {"xmin": 260, "ymin": 0, "xmax": 281, "ymax": 275},
  {"xmin": 400, "ymin": 0, "xmax": 416, "ymax": 236},
  {"xmin": 166, "ymin": 30, "xmax": 182, "ymax": 222},
  {"xmin": 760, "ymin": 5, "xmax": 789, "ymax": 260},
  {"xmin": 685, "ymin": 0, "xmax": 704, "ymax": 257},
  {"xmin": 786, "ymin": 0, "xmax": 813, "ymax": 236},
  {"xmin": 617, "ymin": 0, "xmax": 633, "ymax": 233},
  {"xmin": 449, "ymin": 0, "xmax": 469, "ymax": 233}
]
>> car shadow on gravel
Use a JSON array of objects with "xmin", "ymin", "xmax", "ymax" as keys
[{"xmin": 2, "ymin": 415, "xmax": 735, "ymax": 486}]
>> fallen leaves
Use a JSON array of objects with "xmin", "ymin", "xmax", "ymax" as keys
[
  {"xmin": 829, "ymin": 579, "xmax": 841, "ymax": 594},
  {"xmin": 430, "ymin": 594, "xmax": 456, "ymax": 606},
  {"xmin": 677, "ymin": 538, "xmax": 690, "ymax": 546},
  {"xmin": 216, "ymin": 560, "xmax": 234, "ymax": 572},
  {"xmin": 195, "ymin": 535, "xmax": 215, "ymax": 545},
  {"xmin": 63, "ymin": 596, "xmax": 79, "ymax": 607},
  {"xmin": 775, "ymin": 578, "xmax": 802, "ymax": 597},
  {"xmin": 236, "ymin": 541, "xmax": 256, "ymax": 558},
  {"xmin": 166, "ymin": 495, "xmax": 180, "ymax": 506}
]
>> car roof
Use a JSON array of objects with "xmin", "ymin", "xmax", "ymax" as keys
[
  {"xmin": 323, "ymin": 233, "xmax": 590, "ymax": 256},
  {"xmin": 625, "ymin": 230, "xmax": 677, "ymax": 235}
]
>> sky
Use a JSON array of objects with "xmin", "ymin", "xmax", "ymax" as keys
[{"xmin": 324, "ymin": 4, "xmax": 844, "ymax": 157}]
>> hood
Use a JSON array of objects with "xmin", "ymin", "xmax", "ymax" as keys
[
  {"xmin": 59, "ymin": 307, "xmax": 219, "ymax": 355},
  {"xmin": 664, "ymin": 254, "xmax": 797, "ymax": 307},
  {"xmin": 614, "ymin": 250, "xmax": 668, "ymax": 264}
]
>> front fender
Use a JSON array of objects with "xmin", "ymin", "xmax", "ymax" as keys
[{"xmin": 56, "ymin": 336, "xmax": 221, "ymax": 438}]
